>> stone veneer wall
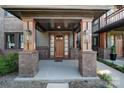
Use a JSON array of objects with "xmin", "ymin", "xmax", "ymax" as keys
[
  {"xmin": 98, "ymin": 48, "xmax": 110, "ymax": 59},
  {"xmin": 70, "ymin": 48, "xmax": 79, "ymax": 59},
  {"xmin": 79, "ymin": 51, "xmax": 97, "ymax": 77},
  {"xmin": 19, "ymin": 51, "xmax": 39, "ymax": 77},
  {"xmin": 36, "ymin": 46, "xmax": 49, "ymax": 59}
]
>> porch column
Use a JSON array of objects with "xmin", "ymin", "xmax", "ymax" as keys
[
  {"xmin": 79, "ymin": 18, "xmax": 97, "ymax": 77},
  {"xmin": 19, "ymin": 18, "xmax": 39, "ymax": 77},
  {"xmin": 99, "ymin": 32, "xmax": 107, "ymax": 49},
  {"xmin": 98, "ymin": 32, "xmax": 108, "ymax": 58}
]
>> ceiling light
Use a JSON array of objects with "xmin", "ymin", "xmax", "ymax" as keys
[{"xmin": 57, "ymin": 26, "xmax": 61, "ymax": 29}]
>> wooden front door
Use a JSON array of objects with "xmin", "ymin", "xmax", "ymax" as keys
[{"xmin": 55, "ymin": 34, "xmax": 64, "ymax": 58}]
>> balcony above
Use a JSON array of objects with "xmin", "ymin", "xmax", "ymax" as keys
[{"xmin": 93, "ymin": 7, "xmax": 124, "ymax": 33}]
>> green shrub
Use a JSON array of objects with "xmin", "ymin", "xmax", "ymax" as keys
[
  {"xmin": 121, "ymin": 65, "xmax": 124, "ymax": 70},
  {"xmin": 98, "ymin": 58, "xmax": 124, "ymax": 73},
  {"xmin": 100, "ymin": 74, "xmax": 112, "ymax": 84},
  {"xmin": 0, "ymin": 53, "xmax": 18, "ymax": 75},
  {"xmin": 110, "ymin": 45, "xmax": 116, "ymax": 54},
  {"xmin": 98, "ymin": 73, "xmax": 113, "ymax": 88}
]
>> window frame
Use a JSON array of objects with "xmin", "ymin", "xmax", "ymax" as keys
[{"xmin": 4, "ymin": 32, "xmax": 23, "ymax": 49}]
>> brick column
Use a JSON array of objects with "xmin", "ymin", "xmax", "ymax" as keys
[
  {"xmin": 79, "ymin": 18, "xmax": 97, "ymax": 77},
  {"xmin": 19, "ymin": 18, "xmax": 39, "ymax": 77},
  {"xmin": 98, "ymin": 32, "xmax": 108, "ymax": 59}
]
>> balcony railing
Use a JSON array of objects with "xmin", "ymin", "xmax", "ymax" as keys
[
  {"xmin": 106, "ymin": 8, "xmax": 124, "ymax": 25},
  {"xmin": 93, "ymin": 7, "xmax": 124, "ymax": 32}
]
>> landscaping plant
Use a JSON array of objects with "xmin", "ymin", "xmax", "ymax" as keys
[
  {"xmin": 0, "ymin": 53, "xmax": 18, "ymax": 75},
  {"xmin": 110, "ymin": 45, "xmax": 117, "ymax": 61},
  {"xmin": 98, "ymin": 58, "xmax": 124, "ymax": 73}
]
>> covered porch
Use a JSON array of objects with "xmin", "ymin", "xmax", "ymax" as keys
[{"xmin": 1, "ymin": 5, "xmax": 110, "ymax": 78}]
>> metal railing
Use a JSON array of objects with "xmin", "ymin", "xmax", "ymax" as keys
[
  {"xmin": 93, "ymin": 7, "xmax": 124, "ymax": 32},
  {"xmin": 106, "ymin": 8, "xmax": 124, "ymax": 25}
]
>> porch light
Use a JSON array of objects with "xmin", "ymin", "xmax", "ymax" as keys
[
  {"xmin": 83, "ymin": 30, "xmax": 89, "ymax": 43},
  {"xmin": 25, "ymin": 30, "xmax": 32, "ymax": 41},
  {"xmin": 57, "ymin": 25, "xmax": 61, "ymax": 29},
  {"xmin": 25, "ymin": 29, "xmax": 32, "ymax": 50}
]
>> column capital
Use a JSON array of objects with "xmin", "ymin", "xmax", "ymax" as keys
[
  {"xmin": 81, "ymin": 17, "xmax": 94, "ymax": 22},
  {"xmin": 21, "ymin": 17, "xmax": 34, "ymax": 22}
]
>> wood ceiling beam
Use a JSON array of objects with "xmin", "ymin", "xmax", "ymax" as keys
[{"xmin": 36, "ymin": 21, "xmax": 46, "ymax": 32}]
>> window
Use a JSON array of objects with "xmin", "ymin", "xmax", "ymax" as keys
[
  {"xmin": 6, "ymin": 33, "xmax": 15, "ymax": 49},
  {"xmin": 93, "ymin": 36, "xmax": 98, "ymax": 47},
  {"xmin": 64, "ymin": 34, "xmax": 69, "ymax": 56},
  {"xmin": 5, "ymin": 33, "xmax": 24, "ymax": 49},
  {"xmin": 107, "ymin": 34, "xmax": 115, "ymax": 48},
  {"xmin": 19, "ymin": 34, "xmax": 24, "ymax": 49},
  {"xmin": 50, "ymin": 34, "xmax": 55, "ymax": 57}
]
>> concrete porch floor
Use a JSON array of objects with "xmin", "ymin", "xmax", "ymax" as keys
[{"xmin": 15, "ymin": 60, "xmax": 98, "ymax": 82}]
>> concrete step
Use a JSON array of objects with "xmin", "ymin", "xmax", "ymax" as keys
[{"xmin": 47, "ymin": 83, "xmax": 69, "ymax": 88}]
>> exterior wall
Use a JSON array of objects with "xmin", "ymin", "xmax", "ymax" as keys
[
  {"xmin": 36, "ymin": 30, "xmax": 49, "ymax": 47},
  {"xmin": 0, "ymin": 8, "xmax": 23, "ymax": 54},
  {"xmin": 4, "ymin": 17, "xmax": 23, "ymax": 32},
  {"xmin": 0, "ymin": 9, "xmax": 4, "ymax": 53},
  {"xmin": 36, "ymin": 30, "xmax": 49, "ymax": 59},
  {"xmin": 107, "ymin": 31, "xmax": 124, "ymax": 58},
  {"xmin": 97, "ymin": 31, "xmax": 124, "ymax": 59},
  {"xmin": 98, "ymin": 48, "xmax": 110, "ymax": 59}
]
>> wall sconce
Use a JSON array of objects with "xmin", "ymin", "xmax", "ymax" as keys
[
  {"xmin": 25, "ymin": 30, "xmax": 32, "ymax": 41},
  {"xmin": 25, "ymin": 30, "xmax": 32, "ymax": 50},
  {"xmin": 83, "ymin": 30, "xmax": 89, "ymax": 43}
]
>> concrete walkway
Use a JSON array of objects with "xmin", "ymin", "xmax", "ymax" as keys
[
  {"xmin": 47, "ymin": 83, "xmax": 69, "ymax": 88},
  {"xmin": 97, "ymin": 61, "xmax": 124, "ymax": 88}
]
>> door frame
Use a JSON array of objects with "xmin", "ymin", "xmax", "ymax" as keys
[
  {"xmin": 54, "ymin": 33, "xmax": 64, "ymax": 58},
  {"xmin": 49, "ymin": 31, "xmax": 70, "ymax": 59}
]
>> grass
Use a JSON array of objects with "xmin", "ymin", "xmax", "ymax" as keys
[{"xmin": 97, "ymin": 58, "xmax": 124, "ymax": 73}]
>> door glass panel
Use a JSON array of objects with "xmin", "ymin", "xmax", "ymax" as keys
[
  {"xmin": 64, "ymin": 34, "xmax": 69, "ymax": 56},
  {"xmin": 50, "ymin": 34, "xmax": 54, "ymax": 56}
]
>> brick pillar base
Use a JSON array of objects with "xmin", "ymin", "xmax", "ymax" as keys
[
  {"xmin": 70, "ymin": 48, "xmax": 79, "ymax": 59},
  {"xmin": 19, "ymin": 51, "xmax": 39, "ymax": 77},
  {"xmin": 79, "ymin": 51, "xmax": 97, "ymax": 77}
]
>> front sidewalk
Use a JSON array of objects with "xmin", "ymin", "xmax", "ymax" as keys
[{"xmin": 97, "ymin": 61, "xmax": 124, "ymax": 88}]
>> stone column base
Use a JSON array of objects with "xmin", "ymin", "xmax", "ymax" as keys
[
  {"xmin": 19, "ymin": 51, "xmax": 39, "ymax": 77},
  {"xmin": 79, "ymin": 51, "xmax": 97, "ymax": 77},
  {"xmin": 98, "ymin": 48, "xmax": 110, "ymax": 59},
  {"xmin": 70, "ymin": 48, "xmax": 79, "ymax": 59}
]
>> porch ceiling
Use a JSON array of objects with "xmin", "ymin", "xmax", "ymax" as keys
[
  {"xmin": 1, "ymin": 5, "xmax": 112, "ymax": 20},
  {"xmin": 35, "ymin": 19, "xmax": 81, "ymax": 32}
]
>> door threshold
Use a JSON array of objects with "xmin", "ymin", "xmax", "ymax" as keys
[{"xmin": 55, "ymin": 58, "xmax": 63, "ymax": 62}]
